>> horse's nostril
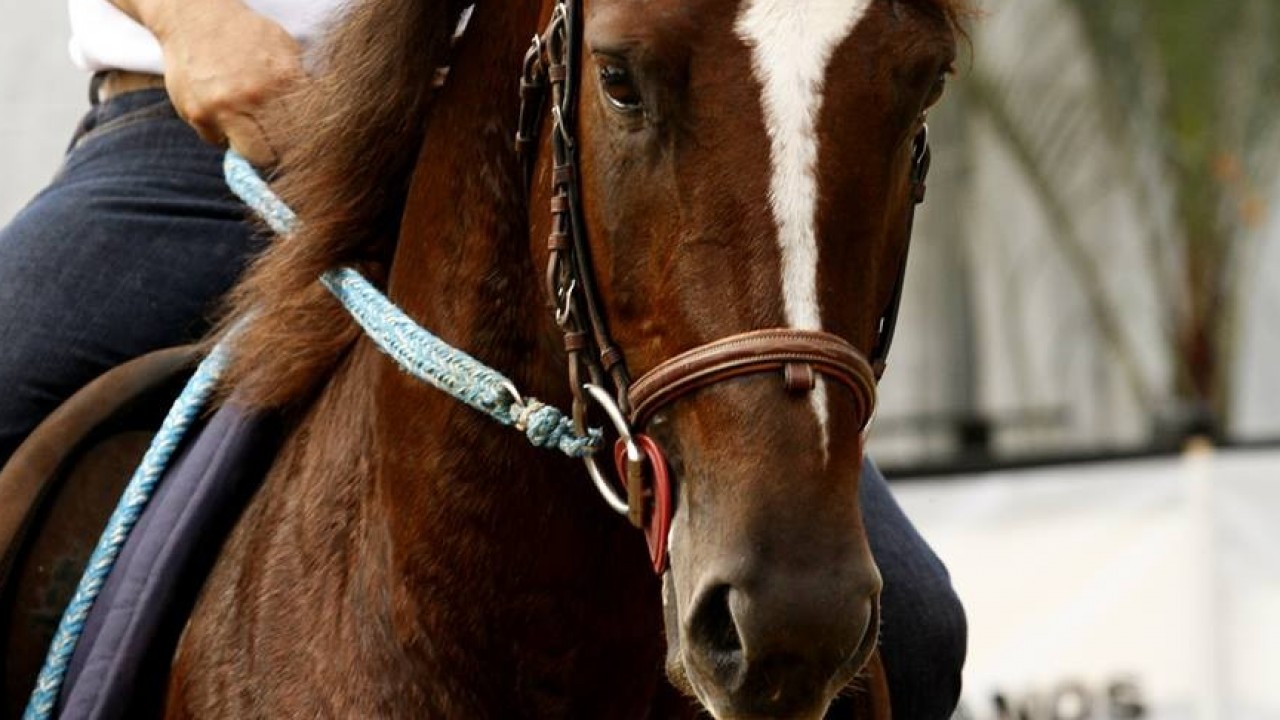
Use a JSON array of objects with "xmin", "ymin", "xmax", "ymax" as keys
[
  {"xmin": 687, "ymin": 584, "xmax": 745, "ymax": 685},
  {"xmin": 689, "ymin": 584, "xmax": 741, "ymax": 653}
]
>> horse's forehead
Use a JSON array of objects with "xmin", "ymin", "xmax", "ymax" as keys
[
  {"xmin": 589, "ymin": 0, "xmax": 890, "ymax": 78},
  {"xmin": 610, "ymin": 0, "xmax": 875, "ymax": 39},
  {"xmin": 734, "ymin": 0, "xmax": 874, "ymax": 57}
]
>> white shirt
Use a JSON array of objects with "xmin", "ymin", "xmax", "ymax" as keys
[{"xmin": 67, "ymin": 0, "xmax": 348, "ymax": 74}]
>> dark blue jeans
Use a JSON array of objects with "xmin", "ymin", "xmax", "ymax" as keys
[
  {"xmin": 0, "ymin": 89, "xmax": 264, "ymax": 465},
  {"xmin": 862, "ymin": 457, "xmax": 967, "ymax": 718}
]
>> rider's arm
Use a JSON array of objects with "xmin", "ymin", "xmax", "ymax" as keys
[{"xmin": 110, "ymin": 0, "xmax": 305, "ymax": 165}]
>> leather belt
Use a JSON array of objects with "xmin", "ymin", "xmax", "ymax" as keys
[{"xmin": 94, "ymin": 70, "xmax": 167, "ymax": 103}]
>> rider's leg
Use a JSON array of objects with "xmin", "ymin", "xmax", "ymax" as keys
[
  {"xmin": 861, "ymin": 456, "xmax": 968, "ymax": 718},
  {"xmin": 0, "ymin": 88, "xmax": 263, "ymax": 466}
]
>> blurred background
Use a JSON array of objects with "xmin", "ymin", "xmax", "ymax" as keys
[
  {"xmin": 873, "ymin": 1, "xmax": 1280, "ymax": 718},
  {"xmin": 876, "ymin": 0, "xmax": 1280, "ymax": 467},
  {"xmin": 3, "ymin": 1, "xmax": 1278, "ymax": 718}
]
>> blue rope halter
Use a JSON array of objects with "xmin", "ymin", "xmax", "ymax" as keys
[{"xmin": 23, "ymin": 151, "xmax": 602, "ymax": 719}]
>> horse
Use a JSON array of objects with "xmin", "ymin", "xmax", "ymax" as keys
[{"xmin": 159, "ymin": 0, "xmax": 964, "ymax": 716}]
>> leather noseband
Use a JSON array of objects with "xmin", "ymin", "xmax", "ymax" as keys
[{"xmin": 628, "ymin": 329, "xmax": 877, "ymax": 431}]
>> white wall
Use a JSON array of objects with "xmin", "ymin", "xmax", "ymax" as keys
[
  {"xmin": 0, "ymin": 2, "xmax": 86, "ymax": 224},
  {"xmin": 895, "ymin": 449, "xmax": 1280, "ymax": 720},
  {"xmin": 1233, "ymin": 187, "xmax": 1280, "ymax": 440}
]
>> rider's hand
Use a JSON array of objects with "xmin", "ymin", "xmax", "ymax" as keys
[{"xmin": 148, "ymin": 1, "xmax": 305, "ymax": 167}]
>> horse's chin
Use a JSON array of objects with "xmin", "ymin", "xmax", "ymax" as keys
[{"xmin": 664, "ymin": 652, "xmax": 833, "ymax": 720}]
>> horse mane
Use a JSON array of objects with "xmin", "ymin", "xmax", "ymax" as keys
[
  {"xmin": 214, "ymin": 0, "xmax": 472, "ymax": 408},
  {"xmin": 931, "ymin": 0, "xmax": 974, "ymax": 19},
  {"xmin": 931, "ymin": 0, "xmax": 977, "ymax": 39},
  {"xmin": 214, "ymin": 0, "xmax": 974, "ymax": 410},
  {"xmin": 907, "ymin": 0, "xmax": 976, "ymax": 48}
]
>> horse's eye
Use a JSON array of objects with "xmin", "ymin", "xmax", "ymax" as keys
[{"xmin": 599, "ymin": 64, "xmax": 643, "ymax": 111}]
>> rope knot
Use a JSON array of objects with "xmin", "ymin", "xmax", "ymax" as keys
[{"xmin": 508, "ymin": 398, "xmax": 603, "ymax": 458}]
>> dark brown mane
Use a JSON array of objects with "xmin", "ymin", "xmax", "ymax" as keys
[
  {"xmin": 926, "ymin": 0, "xmax": 975, "ymax": 25},
  {"xmin": 906, "ymin": 0, "xmax": 977, "ymax": 52},
  {"xmin": 911, "ymin": 0, "xmax": 977, "ymax": 27},
  {"xmin": 215, "ymin": 0, "xmax": 973, "ymax": 409},
  {"xmin": 215, "ymin": 0, "xmax": 471, "ymax": 407},
  {"xmin": 926, "ymin": 0, "xmax": 976, "ymax": 45}
]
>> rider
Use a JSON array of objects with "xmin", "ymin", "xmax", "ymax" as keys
[
  {"xmin": 0, "ymin": 0, "xmax": 329, "ymax": 466},
  {"xmin": 0, "ymin": 1, "xmax": 966, "ymax": 716}
]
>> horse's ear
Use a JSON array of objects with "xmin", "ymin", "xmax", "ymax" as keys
[{"xmin": 215, "ymin": 0, "xmax": 479, "ymax": 408}]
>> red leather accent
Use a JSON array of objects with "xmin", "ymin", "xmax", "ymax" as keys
[{"xmin": 614, "ymin": 434, "xmax": 673, "ymax": 574}]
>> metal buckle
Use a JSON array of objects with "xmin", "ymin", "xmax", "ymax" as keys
[
  {"xmin": 550, "ymin": 105, "xmax": 573, "ymax": 149},
  {"xmin": 544, "ymin": 3, "xmax": 568, "ymax": 65},
  {"xmin": 554, "ymin": 277, "xmax": 577, "ymax": 326}
]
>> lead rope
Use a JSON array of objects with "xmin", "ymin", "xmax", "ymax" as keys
[
  {"xmin": 225, "ymin": 152, "xmax": 602, "ymax": 457},
  {"xmin": 23, "ymin": 151, "xmax": 603, "ymax": 719},
  {"xmin": 23, "ymin": 345, "xmax": 230, "ymax": 720}
]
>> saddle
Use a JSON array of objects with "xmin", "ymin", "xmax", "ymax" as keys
[{"xmin": 0, "ymin": 347, "xmax": 197, "ymax": 717}]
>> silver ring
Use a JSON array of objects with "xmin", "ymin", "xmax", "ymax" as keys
[{"xmin": 580, "ymin": 383, "xmax": 639, "ymax": 515}]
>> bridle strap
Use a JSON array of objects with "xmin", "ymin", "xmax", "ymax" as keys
[
  {"xmin": 628, "ymin": 329, "xmax": 877, "ymax": 430},
  {"xmin": 868, "ymin": 126, "xmax": 932, "ymax": 379},
  {"xmin": 521, "ymin": 0, "xmax": 633, "ymax": 433}
]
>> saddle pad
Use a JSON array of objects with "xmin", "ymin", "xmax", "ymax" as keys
[{"xmin": 54, "ymin": 404, "xmax": 281, "ymax": 719}]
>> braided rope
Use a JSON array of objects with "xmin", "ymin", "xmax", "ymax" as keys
[
  {"xmin": 23, "ymin": 344, "xmax": 229, "ymax": 720},
  {"xmin": 321, "ymin": 269, "xmax": 601, "ymax": 456},
  {"xmin": 223, "ymin": 151, "xmax": 600, "ymax": 456},
  {"xmin": 223, "ymin": 151, "xmax": 295, "ymax": 234}
]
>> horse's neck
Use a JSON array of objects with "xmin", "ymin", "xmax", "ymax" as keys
[
  {"xmin": 344, "ymin": 5, "xmax": 663, "ymax": 711},
  {"xmin": 176, "ymin": 5, "xmax": 662, "ymax": 715},
  {"xmin": 374, "ymin": 0, "xmax": 566, "ymax": 526},
  {"xmin": 384, "ymin": 0, "xmax": 555, "ymax": 402}
]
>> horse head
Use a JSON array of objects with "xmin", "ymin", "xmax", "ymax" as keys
[{"xmin": 526, "ymin": 0, "xmax": 958, "ymax": 716}]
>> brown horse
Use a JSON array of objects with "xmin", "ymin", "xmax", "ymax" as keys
[{"xmin": 166, "ymin": 0, "xmax": 964, "ymax": 717}]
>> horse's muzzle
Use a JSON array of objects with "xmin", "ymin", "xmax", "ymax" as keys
[{"xmin": 678, "ymin": 564, "xmax": 881, "ymax": 719}]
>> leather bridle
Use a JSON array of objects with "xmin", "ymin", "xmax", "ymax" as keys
[{"xmin": 516, "ymin": 0, "xmax": 931, "ymax": 572}]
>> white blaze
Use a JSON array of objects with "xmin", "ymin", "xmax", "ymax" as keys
[{"xmin": 735, "ymin": 0, "xmax": 871, "ymax": 458}]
